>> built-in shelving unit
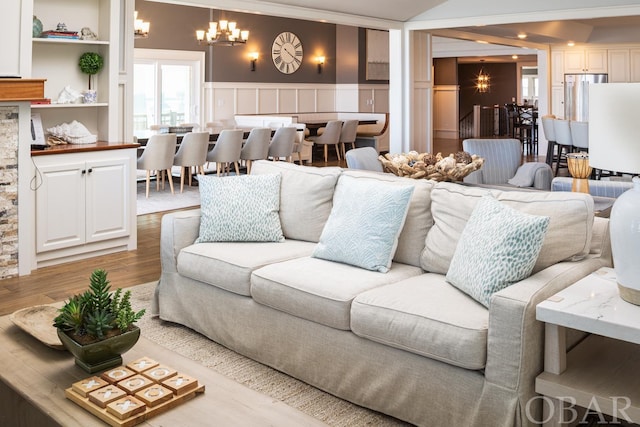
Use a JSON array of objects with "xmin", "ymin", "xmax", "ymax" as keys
[{"xmin": 31, "ymin": 0, "xmax": 118, "ymax": 142}]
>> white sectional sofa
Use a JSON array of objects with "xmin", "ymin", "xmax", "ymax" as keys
[{"xmin": 153, "ymin": 160, "xmax": 611, "ymax": 427}]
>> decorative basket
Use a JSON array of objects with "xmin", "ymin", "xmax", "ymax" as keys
[{"xmin": 379, "ymin": 151, "xmax": 484, "ymax": 181}]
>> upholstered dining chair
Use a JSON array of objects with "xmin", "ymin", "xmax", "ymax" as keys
[
  {"xmin": 553, "ymin": 119, "xmax": 574, "ymax": 176},
  {"xmin": 240, "ymin": 127, "xmax": 271, "ymax": 174},
  {"xmin": 540, "ymin": 115, "xmax": 557, "ymax": 167},
  {"xmin": 291, "ymin": 124, "xmax": 313, "ymax": 164},
  {"xmin": 137, "ymin": 133, "xmax": 177, "ymax": 198},
  {"xmin": 268, "ymin": 126, "xmax": 296, "ymax": 162},
  {"xmin": 206, "ymin": 129, "xmax": 243, "ymax": 176},
  {"xmin": 345, "ymin": 147, "xmax": 383, "ymax": 172},
  {"xmin": 172, "ymin": 131, "xmax": 210, "ymax": 193},
  {"xmin": 308, "ymin": 120, "xmax": 342, "ymax": 162},
  {"xmin": 569, "ymin": 120, "xmax": 589, "ymax": 151},
  {"xmin": 339, "ymin": 119, "xmax": 359, "ymax": 158}
]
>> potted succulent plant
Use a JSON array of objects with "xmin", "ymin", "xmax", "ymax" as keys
[
  {"xmin": 78, "ymin": 51, "xmax": 104, "ymax": 104},
  {"xmin": 53, "ymin": 269, "xmax": 145, "ymax": 373}
]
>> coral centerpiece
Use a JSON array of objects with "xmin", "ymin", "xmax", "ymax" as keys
[{"xmin": 379, "ymin": 151, "xmax": 484, "ymax": 181}]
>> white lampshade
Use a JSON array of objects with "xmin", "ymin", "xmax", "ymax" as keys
[{"xmin": 589, "ymin": 83, "xmax": 640, "ymax": 305}]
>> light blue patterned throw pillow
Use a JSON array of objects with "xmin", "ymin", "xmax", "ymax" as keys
[
  {"xmin": 196, "ymin": 174, "xmax": 284, "ymax": 243},
  {"xmin": 312, "ymin": 175, "xmax": 414, "ymax": 273},
  {"xmin": 445, "ymin": 195, "xmax": 550, "ymax": 307}
]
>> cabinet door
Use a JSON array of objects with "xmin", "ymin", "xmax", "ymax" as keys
[
  {"xmin": 585, "ymin": 49, "xmax": 607, "ymax": 73},
  {"xmin": 630, "ymin": 49, "xmax": 640, "ymax": 82},
  {"xmin": 608, "ymin": 49, "xmax": 630, "ymax": 82},
  {"xmin": 85, "ymin": 158, "xmax": 130, "ymax": 243},
  {"xmin": 551, "ymin": 50, "xmax": 565, "ymax": 86},
  {"xmin": 564, "ymin": 50, "xmax": 586, "ymax": 73},
  {"xmin": 551, "ymin": 86, "xmax": 564, "ymax": 119},
  {"xmin": 35, "ymin": 161, "xmax": 86, "ymax": 252}
]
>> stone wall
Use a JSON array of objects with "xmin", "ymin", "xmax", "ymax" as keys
[{"xmin": 0, "ymin": 107, "xmax": 19, "ymax": 278}]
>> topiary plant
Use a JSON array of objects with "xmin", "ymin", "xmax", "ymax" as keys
[
  {"xmin": 53, "ymin": 269, "xmax": 145, "ymax": 344},
  {"xmin": 78, "ymin": 51, "xmax": 104, "ymax": 91}
]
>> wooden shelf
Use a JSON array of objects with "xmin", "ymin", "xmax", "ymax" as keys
[
  {"xmin": 32, "ymin": 103, "xmax": 108, "ymax": 109},
  {"xmin": 536, "ymin": 334, "xmax": 640, "ymax": 422},
  {"xmin": 0, "ymin": 79, "xmax": 46, "ymax": 102}
]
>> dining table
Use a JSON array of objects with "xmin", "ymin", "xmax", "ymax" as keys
[{"xmin": 303, "ymin": 119, "xmax": 378, "ymax": 136}]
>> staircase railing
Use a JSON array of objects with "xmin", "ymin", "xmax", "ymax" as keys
[{"xmin": 459, "ymin": 105, "xmax": 509, "ymax": 139}]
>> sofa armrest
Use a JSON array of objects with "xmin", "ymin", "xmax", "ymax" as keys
[
  {"xmin": 484, "ymin": 257, "xmax": 609, "ymax": 394},
  {"xmin": 160, "ymin": 208, "xmax": 201, "ymax": 273},
  {"xmin": 532, "ymin": 163, "xmax": 553, "ymax": 190}
]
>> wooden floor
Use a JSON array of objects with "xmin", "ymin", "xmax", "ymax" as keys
[{"xmin": 0, "ymin": 137, "xmax": 541, "ymax": 316}]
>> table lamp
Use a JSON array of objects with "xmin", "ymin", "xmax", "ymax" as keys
[{"xmin": 589, "ymin": 83, "xmax": 640, "ymax": 305}]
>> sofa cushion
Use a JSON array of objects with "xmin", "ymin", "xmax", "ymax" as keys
[
  {"xmin": 177, "ymin": 240, "xmax": 317, "ymax": 296},
  {"xmin": 196, "ymin": 174, "xmax": 283, "ymax": 243},
  {"xmin": 251, "ymin": 257, "xmax": 423, "ymax": 330},
  {"xmin": 341, "ymin": 170, "xmax": 435, "ymax": 267},
  {"xmin": 312, "ymin": 174, "xmax": 414, "ymax": 272},
  {"xmin": 351, "ymin": 274, "xmax": 489, "ymax": 370},
  {"xmin": 421, "ymin": 182, "xmax": 594, "ymax": 275},
  {"xmin": 445, "ymin": 195, "xmax": 550, "ymax": 307},
  {"xmin": 251, "ymin": 161, "xmax": 342, "ymax": 242}
]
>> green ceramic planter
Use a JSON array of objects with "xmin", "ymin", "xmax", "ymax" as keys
[{"xmin": 57, "ymin": 326, "xmax": 141, "ymax": 373}]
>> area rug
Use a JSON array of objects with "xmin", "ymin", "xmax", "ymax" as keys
[
  {"xmin": 128, "ymin": 281, "xmax": 410, "ymax": 427},
  {"xmin": 136, "ymin": 181, "xmax": 200, "ymax": 215}
]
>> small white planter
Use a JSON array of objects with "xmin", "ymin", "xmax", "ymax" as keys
[{"xmin": 83, "ymin": 90, "xmax": 97, "ymax": 104}]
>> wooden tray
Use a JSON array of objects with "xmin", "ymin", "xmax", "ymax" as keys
[
  {"xmin": 65, "ymin": 357, "xmax": 205, "ymax": 427},
  {"xmin": 10, "ymin": 305, "xmax": 64, "ymax": 350}
]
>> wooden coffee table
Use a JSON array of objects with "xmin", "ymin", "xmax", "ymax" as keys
[{"xmin": 0, "ymin": 314, "xmax": 327, "ymax": 426}]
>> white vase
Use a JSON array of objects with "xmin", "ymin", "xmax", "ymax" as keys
[
  {"xmin": 83, "ymin": 90, "xmax": 97, "ymax": 104},
  {"xmin": 611, "ymin": 176, "xmax": 640, "ymax": 305}
]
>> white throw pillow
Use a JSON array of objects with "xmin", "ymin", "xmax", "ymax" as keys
[
  {"xmin": 445, "ymin": 195, "xmax": 550, "ymax": 307},
  {"xmin": 196, "ymin": 174, "xmax": 284, "ymax": 243},
  {"xmin": 312, "ymin": 174, "xmax": 414, "ymax": 272}
]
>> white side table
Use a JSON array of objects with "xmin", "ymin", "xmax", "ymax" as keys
[{"xmin": 535, "ymin": 267, "xmax": 640, "ymax": 426}]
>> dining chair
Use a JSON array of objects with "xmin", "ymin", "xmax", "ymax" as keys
[
  {"xmin": 240, "ymin": 127, "xmax": 271, "ymax": 174},
  {"xmin": 540, "ymin": 115, "xmax": 557, "ymax": 167},
  {"xmin": 173, "ymin": 131, "xmax": 210, "ymax": 193},
  {"xmin": 569, "ymin": 120, "xmax": 589, "ymax": 151},
  {"xmin": 308, "ymin": 120, "xmax": 343, "ymax": 163},
  {"xmin": 339, "ymin": 119, "xmax": 359, "ymax": 158},
  {"xmin": 268, "ymin": 126, "xmax": 296, "ymax": 162},
  {"xmin": 291, "ymin": 124, "xmax": 312, "ymax": 164},
  {"xmin": 206, "ymin": 129, "xmax": 243, "ymax": 176},
  {"xmin": 552, "ymin": 119, "xmax": 574, "ymax": 176},
  {"xmin": 137, "ymin": 133, "xmax": 177, "ymax": 198}
]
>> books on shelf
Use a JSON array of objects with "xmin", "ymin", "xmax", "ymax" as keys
[{"xmin": 40, "ymin": 30, "xmax": 80, "ymax": 39}]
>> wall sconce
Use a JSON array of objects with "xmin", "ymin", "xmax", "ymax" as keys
[
  {"xmin": 316, "ymin": 56, "xmax": 325, "ymax": 74},
  {"xmin": 250, "ymin": 52, "xmax": 259, "ymax": 71},
  {"xmin": 134, "ymin": 11, "xmax": 150, "ymax": 38}
]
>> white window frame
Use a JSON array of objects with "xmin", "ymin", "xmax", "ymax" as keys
[{"xmin": 133, "ymin": 48, "xmax": 205, "ymax": 129}]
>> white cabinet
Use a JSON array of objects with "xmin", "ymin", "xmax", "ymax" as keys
[
  {"xmin": 30, "ymin": 0, "xmax": 119, "ymax": 142},
  {"xmin": 32, "ymin": 148, "xmax": 136, "ymax": 266},
  {"xmin": 551, "ymin": 86, "xmax": 564, "ymax": 119},
  {"xmin": 563, "ymin": 48, "xmax": 607, "ymax": 73},
  {"xmin": 608, "ymin": 49, "xmax": 630, "ymax": 82},
  {"xmin": 551, "ymin": 50, "xmax": 565, "ymax": 86}
]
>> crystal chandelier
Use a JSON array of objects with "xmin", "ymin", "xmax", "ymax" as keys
[
  {"xmin": 196, "ymin": 20, "xmax": 249, "ymax": 46},
  {"xmin": 134, "ymin": 11, "xmax": 150, "ymax": 39}
]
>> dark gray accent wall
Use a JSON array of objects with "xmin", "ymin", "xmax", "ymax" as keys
[
  {"xmin": 134, "ymin": 0, "xmax": 337, "ymax": 83},
  {"xmin": 434, "ymin": 58, "xmax": 458, "ymax": 85},
  {"xmin": 458, "ymin": 62, "xmax": 517, "ymax": 116},
  {"xmin": 336, "ymin": 25, "xmax": 359, "ymax": 84}
]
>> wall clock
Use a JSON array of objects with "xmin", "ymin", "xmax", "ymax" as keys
[{"xmin": 272, "ymin": 32, "xmax": 303, "ymax": 74}]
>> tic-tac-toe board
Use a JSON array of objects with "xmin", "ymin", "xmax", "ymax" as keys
[{"xmin": 65, "ymin": 357, "xmax": 205, "ymax": 427}]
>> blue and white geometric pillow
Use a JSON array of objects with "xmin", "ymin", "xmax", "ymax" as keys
[
  {"xmin": 196, "ymin": 173, "xmax": 284, "ymax": 243},
  {"xmin": 445, "ymin": 195, "xmax": 550, "ymax": 307}
]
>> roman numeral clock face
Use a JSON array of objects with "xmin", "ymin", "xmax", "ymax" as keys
[{"xmin": 272, "ymin": 32, "xmax": 303, "ymax": 74}]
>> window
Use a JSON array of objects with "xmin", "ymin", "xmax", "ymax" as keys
[
  {"xmin": 133, "ymin": 49, "xmax": 205, "ymax": 134},
  {"xmin": 521, "ymin": 66, "xmax": 538, "ymax": 104}
]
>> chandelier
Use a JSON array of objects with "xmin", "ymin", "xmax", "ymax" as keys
[
  {"xmin": 476, "ymin": 68, "xmax": 490, "ymax": 93},
  {"xmin": 196, "ymin": 20, "xmax": 249, "ymax": 46},
  {"xmin": 134, "ymin": 11, "xmax": 150, "ymax": 39}
]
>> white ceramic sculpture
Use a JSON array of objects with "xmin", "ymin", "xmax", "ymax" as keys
[{"xmin": 47, "ymin": 120, "xmax": 97, "ymax": 144}]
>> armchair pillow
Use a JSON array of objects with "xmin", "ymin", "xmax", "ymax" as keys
[
  {"xmin": 196, "ymin": 174, "xmax": 284, "ymax": 243},
  {"xmin": 445, "ymin": 195, "xmax": 550, "ymax": 307}
]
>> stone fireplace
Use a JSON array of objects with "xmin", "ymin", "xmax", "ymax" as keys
[{"xmin": 0, "ymin": 107, "xmax": 18, "ymax": 278}]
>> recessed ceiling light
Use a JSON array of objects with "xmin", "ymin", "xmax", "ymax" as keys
[
  {"xmin": 567, "ymin": 41, "xmax": 575, "ymax": 47},
  {"xmin": 512, "ymin": 55, "xmax": 519, "ymax": 59},
  {"xmin": 517, "ymin": 33, "xmax": 527, "ymax": 39},
  {"xmin": 476, "ymin": 40, "xmax": 489, "ymax": 44}
]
